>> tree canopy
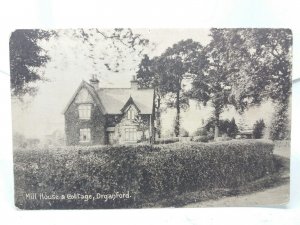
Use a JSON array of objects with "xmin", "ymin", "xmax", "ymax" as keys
[
  {"xmin": 10, "ymin": 29, "xmax": 55, "ymax": 97},
  {"xmin": 157, "ymin": 39, "xmax": 203, "ymax": 136},
  {"xmin": 189, "ymin": 28, "xmax": 292, "ymax": 140},
  {"xmin": 10, "ymin": 28, "xmax": 151, "ymax": 99}
]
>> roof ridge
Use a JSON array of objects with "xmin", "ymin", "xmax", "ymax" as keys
[
  {"xmin": 98, "ymin": 88, "xmax": 154, "ymax": 91},
  {"xmin": 99, "ymin": 87, "xmax": 131, "ymax": 89}
]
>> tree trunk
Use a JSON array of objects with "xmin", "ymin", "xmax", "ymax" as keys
[
  {"xmin": 156, "ymin": 93, "xmax": 161, "ymax": 139},
  {"xmin": 214, "ymin": 112, "xmax": 220, "ymax": 140},
  {"xmin": 174, "ymin": 90, "xmax": 180, "ymax": 137}
]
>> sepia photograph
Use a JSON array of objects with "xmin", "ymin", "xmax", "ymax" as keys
[{"xmin": 10, "ymin": 28, "xmax": 292, "ymax": 209}]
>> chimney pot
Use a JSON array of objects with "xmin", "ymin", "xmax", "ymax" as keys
[
  {"xmin": 130, "ymin": 75, "xmax": 138, "ymax": 89},
  {"xmin": 89, "ymin": 75, "xmax": 99, "ymax": 90}
]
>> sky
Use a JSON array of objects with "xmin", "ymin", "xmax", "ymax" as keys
[{"xmin": 11, "ymin": 28, "xmax": 214, "ymax": 139}]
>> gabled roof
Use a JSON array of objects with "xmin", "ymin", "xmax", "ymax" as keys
[
  {"xmin": 64, "ymin": 80, "xmax": 154, "ymax": 115},
  {"xmin": 120, "ymin": 96, "xmax": 141, "ymax": 113},
  {"xmin": 97, "ymin": 88, "xmax": 154, "ymax": 114},
  {"xmin": 63, "ymin": 80, "xmax": 106, "ymax": 114}
]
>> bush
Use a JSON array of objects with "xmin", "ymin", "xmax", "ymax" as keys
[
  {"xmin": 192, "ymin": 135, "xmax": 209, "ymax": 143},
  {"xmin": 270, "ymin": 103, "xmax": 290, "ymax": 140},
  {"xmin": 215, "ymin": 136, "xmax": 232, "ymax": 142},
  {"xmin": 193, "ymin": 127, "xmax": 208, "ymax": 136},
  {"xmin": 180, "ymin": 128, "xmax": 189, "ymax": 137},
  {"xmin": 14, "ymin": 140, "xmax": 275, "ymax": 209},
  {"xmin": 227, "ymin": 118, "xmax": 239, "ymax": 138},
  {"xmin": 154, "ymin": 137, "xmax": 179, "ymax": 144},
  {"xmin": 253, "ymin": 119, "xmax": 266, "ymax": 139},
  {"xmin": 204, "ymin": 117, "xmax": 239, "ymax": 138}
]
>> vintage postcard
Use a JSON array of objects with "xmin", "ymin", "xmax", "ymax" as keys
[{"xmin": 10, "ymin": 28, "xmax": 292, "ymax": 209}]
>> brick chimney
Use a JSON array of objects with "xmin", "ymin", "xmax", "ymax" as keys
[
  {"xmin": 130, "ymin": 75, "xmax": 138, "ymax": 90},
  {"xmin": 89, "ymin": 74, "xmax": 99, "ymax": 90}
]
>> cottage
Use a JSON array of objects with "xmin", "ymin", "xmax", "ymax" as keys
[{"xmin": 63, "ymin": 76, "xmax": 155, "ymax": 145}]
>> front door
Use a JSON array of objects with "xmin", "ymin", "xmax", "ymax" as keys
[{"xmin": 108, "ymin": 132, "xmax": 114, "ymax": 145}]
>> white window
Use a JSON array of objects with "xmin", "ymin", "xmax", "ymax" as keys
[
  {"xmin": 80, "ymin": 128, "xmax": 91, "ymax": 142},
  {"xmin": 125, "ymin": 128, "xmax": 136, "ymax": 141},
  {"xmin": 127, "ymin": 107, "xmax": 135, "ymax": 120},
  {"xmin": 78, "ymin": 104, "xmax": 91, "ymax": 119}
]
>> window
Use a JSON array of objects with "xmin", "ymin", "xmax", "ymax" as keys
[
  {"xmin": 80, "ymin": 128, "xmax": 91, "ymax": 142},
  {"xmin": 125, "ymin": 128, "xmax": 136, "ymax": 141},
  {"xmin": 127, "ymin": 108, "xmax": 135, "ymax": 120},
  {"xmin": 78, "ymin": 104, "xmax": 91, "ymax": 119}
]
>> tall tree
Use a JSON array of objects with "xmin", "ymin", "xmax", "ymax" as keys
[
  {"xmin": 158, "ymin": 39, "xmax": 203, "ymax": 137},
  {"xmin": 136, "ymin": 54, "xmax": 155, "ymax": 88},
  {"xmin": 10, "ymin": 29, "xmax": 55, "ymax": 98},
  {"xmin": 189, "ymin": 30, "xmax": 232, "ymax": 139},
  {"xmin": 223, "ymin": 29, "xmax": 292, "ymax": 139},
  {"xmin": 190, "ymin": 28, "xmax": 292, "ymax": 140},
  {"xmin": 224, "ymin": 29, "xmax": 292, "ymax": 108},
  {"xmin": 251, "ymin": 29, "xmax": 292, "ymax": 140},
  {"xmin": 136, "ymin": 55, "xmax": 163, "ymax": 138}
]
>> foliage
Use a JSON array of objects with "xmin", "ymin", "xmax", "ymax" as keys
[
  {"xmin": 14, "ymin": 140, "xmax": 276, "ymax": 209},
  {"xmin": 189, "ymin": 29, "xmax": 292, "ymax": 140},
  {"xmin": 154, "ymin": 137, "xmax": 180, "ymax": 144},
  {"xmin": 192, "ymin": 135, "xmax": 210, "ymax": 143},
  {"xmin": 155, "ymin": 39, "xmax": 203, "ymax": 136},
  {"xmin": 270, "ymin": 103, "xmax": 290, "ymax": 140},
  {"xmin": 10, "ymin": 29, "xmax": 55, "ymax": 97},
  {"xmin": 179, "ymin": 128, "xmax": 189, "ymax": 137},
  {"xmin": 227, "ymin": 118, "xmax": 239, "ymax": 138},
  {"xmin": 193, "ymin": 127, "xmax": 208, "ymax": 136},
  {"xmin": 13, "ymin": 132, "xmax": 41, "ymax": 149},
  {"xmin": 10, "ymin": 28, "xmax": 150, "ymax": 99},
  {"xmin": 136, "ymin": 55, "xmax": 156, "ymax": 88},
  {"xmin": 136, "ymin": 55, "xmax": 163, "ymax": 139},
  {"xmin": 204, "ymin": 118, "xmax": 239, "ymax": 138},
  {"xmin": 173, "ymin": 114, "xmax": 181, "ymax": 138},
  {"xmin": 133, "ymin": 115, "xmax": 149, "ymax": 141},
  {"xmin": 227, "ymin": 29, "xmax": 292, "ymax": 109},
  {"xmin": 74, "ymin": 28, "xmax": 150, "ymax": 74},
  {"xmin": 188, "ymin": 30, "xmax": 233, "ymax": 139},
  {"xmin": 252, "ymin": 119, "xmax": 266, "ymax": 139}
]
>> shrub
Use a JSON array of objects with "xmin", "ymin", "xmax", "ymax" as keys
[
  {"xmin": 227, "ymin": 118, "xmax": 239, "ymax": 138},
  {"xmin": 179, "ymin": 128, "xmax": 189, "ymax": 137},
  {"xmin": 204, "ymin": 117, "xmax": 239, "ymax": 138},
  {"xmin": 154, "ymin": 137, "xmax": 179, "ymax": 144},
  {"xmin": 253, "ymin": 119, "xmax": 266, "ymax": 139},
  {"xmin": 14, "ymin": 140, "xmax": 275, "ymax": 209},
  {"xmin": 192, "ymin": 135, "xmax": 209, "ymax": 143},
  {"xmin": 215, "ymin": 136, "xmax": 232, "ymax": 141},
  {"xmin": 270, "ymin": 103, "xmax": 290, "ymax": 140},
  {"xmin": 193, "ymin": 127, "xmax": 208, "ymax": 136}
]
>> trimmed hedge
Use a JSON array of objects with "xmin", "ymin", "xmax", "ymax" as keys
[
  {"xmin": 14, "ymin": 140, "xmax": 275, "ymax": 209},
  {"xmin": 192, "ymin": 135, "xmax": 210, "ymax": 142},
  {"xmin": 155, "ymin": 137, "xmax": 179, "ymax": 144}
]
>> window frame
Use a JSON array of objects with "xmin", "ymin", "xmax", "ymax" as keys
[
  {"xmin": 124, "ymin": 127, "xmax": 137, "ymax": 142},
  {"xmin": 78, "ymin": 104, "xmax": 92, "ymax": 120},
  {"xmin": 79, "ymin": 128, "xmax": 91, "ymax": 143},
  {"xmin": 127, "ymin": 107, "xmax": 136, "ymax": 120}
]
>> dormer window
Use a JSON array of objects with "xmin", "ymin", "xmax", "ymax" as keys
[
  {"xmin": 78, "ymin": 104, "xmax": 91, "ymax": 120},
  {"xmin": 127, "ymin": 107, "xmax": 135, "ymax": 120}
]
